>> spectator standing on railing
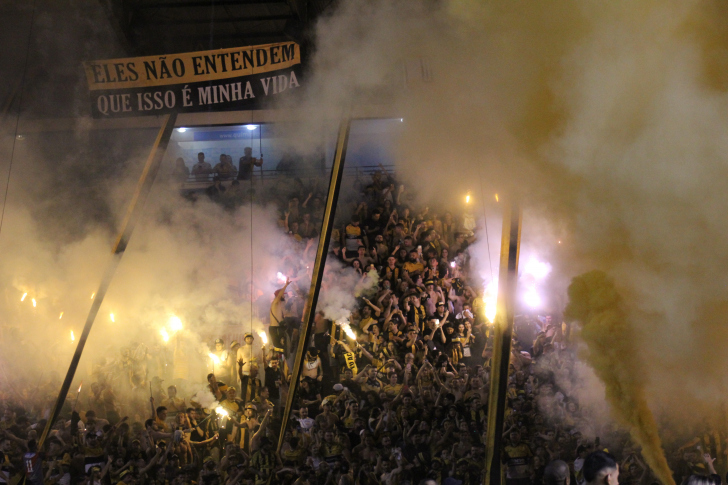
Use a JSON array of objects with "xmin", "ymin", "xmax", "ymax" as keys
[
  {"xmin": 270, "ymin": 279, "xmax": 290, "ymax": 351},
  {"xmin": 191, "ymin": 152, "xmax": 212, "ymax": 181},
  {"xmin": 238, "ymin": 147, "xmax": 263, "ymax": 181}
]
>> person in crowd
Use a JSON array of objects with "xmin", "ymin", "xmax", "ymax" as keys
[
  {"xmin": 2, "ymin": 167, "xmax": 700, "ymax": 485},
  {"xmin": 238, "ymin": 147, "xmax": 263, "ymax": 181},
  {"xmin": 544, "ymin": 459, "xmax": 571, "ymax": 485},
  {"xmin": 205, "ymin": 176, "xmax": 225, "ymax": 200},
  {"xmin": 212, "ymin": 339, "xmax": 231, "ymax": 382},
  {"xmin": 236, "ymin": 333, "xmax": 256, "ymax": 381},
  {"xmin": 270, "ymin": 279, "xmax": 290, "ymax": 351},
  {"xmin": 191, "ymin": 152, "xmax": 212, "ymax": 181},
  {"xmin": 172, "ymin": 157, "xmax": 190, "ymax": 183},
  {"xmin": 342, "ymin": 215, "xmax": 366, "ymax": 253},
  {"xmin": 583, "ymin": 451, "xmax": 619, "ymax": 485},
  {"xmin": 212, "ymin": 154, "xmax": 237, "ymax": 180}
]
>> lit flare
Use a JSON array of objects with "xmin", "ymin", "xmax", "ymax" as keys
[
  {"xmin": 209, "ymin": 353, "xmax": 221, "ymax": 364},
  {"xmin": 168, "ymin": 315, "xmax": 183, "ymax": 332},
  {"xmin": 344, "ymin": 325, "xmax": 357, "ymax": 340},
  {"xmin": 20, "ymin": 293, "xmax": 27, "ymax": 302},
  {"xmin": 258, "ymin": 331, "xmax": 268, "ymax": 345},
  {"xmin": 32, "ymin": 298, "xmax": 36, "ymax": 307},
  {"xmin": 160, "ymin": 329, "xmax": 170, "ymax": 343},
  {"xmin": 70, "ymin": 330, "xmax": 75, "ymax": 342},
  {"xmin": 483, "ymin": 279, "xmax": 498, "ymax": 323},
  {"xmin": 110, "ymin": 313, "xmax": 115, "ymax": 322}
]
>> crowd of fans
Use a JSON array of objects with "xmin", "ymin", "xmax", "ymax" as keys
[{"xmin": 1, "ymin": 156, "xmax": 726, "ymax": 485}]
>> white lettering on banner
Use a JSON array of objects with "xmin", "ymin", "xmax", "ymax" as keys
[
  {"xmin": 244, "ymin": 81, "xmax": 255, "ymax": 99},
  {"xmin": 260, "ymin": 77, "xmax": 271, "ymax": 96},
  {"xmin": 289, "ymin": 71, "xmax": 300, "ymax": 88},
  {"xmin": 230, "ymin": 82, "xmax": 242, "ymax": 101},
  {"xmin": 96, "ymin": 93, "xmax": 133, "ymax": 115},
  {"xmin": 199, "ymin": 86, "xmax": 212, "ymax": 105},
  {"xmin": 277, "ymin": 75, "xmax": 288, "ymax": 93}
]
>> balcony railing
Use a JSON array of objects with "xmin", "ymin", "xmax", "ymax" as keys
[{"xmin": 178, "ymin": 163, "xmax": 395, "ymax": 191}]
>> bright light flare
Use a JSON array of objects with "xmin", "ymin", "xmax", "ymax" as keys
[
  {"xmin": 495, "ymin": 194, "xmax": 499, "ymax": 202},
  {"xmin": 90, "ymin": 293, "xmax": 95, "ymax": 300},
  {"xmin": 522, "ymin": 258, "xmax": 551, "ymax": 281},
  {"xmin": 524, "ymin": 288, "xmax": 542, "ymax": 308},
  {"xmin": 276, "ymin": 272, "xmax": 287, "ymax": 284},
  {"xmin": 215, "ymin": 406, "xmax": 229, "ymax": 417},
  {"xmin": 110, "ymin": 313, "xmax": 115, "ymax": 322},
  {"xmin": 31, "ymin": 298, "xmax": 36, "ymax": 307},
  {"xmin": 168, "ymin": 315, "xmax": 183, "ymax": 332},
  {"xmin": 77, "ymin": 383, "xmax": 83, "ymax": 393},
  {"xmin": 59, "ymin": 312, "xmax": 63, "ymax": 320},
  {"xmin": 483, "ymin": 280, "xmax": 498, "ymax": 323},
  {"xmin": 465, "ymin": 194, "xmax": 471, "ymax": 204},
  {"xmin": 209, "ymin": 353, "xmax": 221, "ymax": 364},
  {"xmin": 258, "ymin": 331, "xmax": 268, "ymax": 345},
  {"xmin": 160, "ymin": 329, "xmax": 170, "ymax": 343},
  {"xmin": 70, "ymin": 330, "xmax": 75, "ymax": 342},
  {"xmin": 344, "ymin": 325, "xmax": 357, "ymax": 340},
  {"xmin": 450, "ymin": 261, "xmax": 456, "ymax": 268},
  {"xmin": 20, "ymin": 293, "xmax": 27, "ymax": 302},
  {"xmin": 337, "ymin": 319, "xmax": 357, "ymax": 340},
  {"xmin": 484, "ymin": 296, "xmax": 497, "ymax": 323}
]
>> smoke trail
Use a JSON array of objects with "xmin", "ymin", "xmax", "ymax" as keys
[
  {"xmin": 564, "ymin": 271, "xmax": 674, "ymax": 485},
  {"xmin": 318, "ymin": 265, "xmax": 379, "ymax": 323}
]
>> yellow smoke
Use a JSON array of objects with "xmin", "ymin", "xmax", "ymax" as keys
[{"xmin": 564, "ymin": 271, "xmax": 674, "ymax": 485}]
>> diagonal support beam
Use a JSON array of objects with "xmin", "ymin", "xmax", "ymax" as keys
[
  {"xmin": 37, "ymin": 113, "xmax": 178, "ymax": 449},
  {"xmin": 275, "ymin": 119, "xmax": 350, "ymax": 457}
]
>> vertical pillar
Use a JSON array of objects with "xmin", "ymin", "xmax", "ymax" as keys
[{"xmin": 484, "ymin": 200, "xmax": 522, "ymax": 484}]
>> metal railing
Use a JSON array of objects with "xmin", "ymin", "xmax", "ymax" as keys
[{"xmin": 179, "ymin": 164, "xmax": 395, "ymax": 191}]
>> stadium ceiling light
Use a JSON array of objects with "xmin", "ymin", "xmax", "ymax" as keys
[
  {"xmin": 245, "ymin": 124, "xmax": 258, "ymax": 130},
  {"xmin": 176, "ymin": 127, "xmax": 187, "ymax": 132}
]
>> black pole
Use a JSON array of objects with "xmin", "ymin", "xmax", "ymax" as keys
[
  {"xmin": 275, "ymin": 118, "xmax": 351, "ymax": 455},
  {"xmin": 37, "ymin": 113, "xmax": 178, "ymax": 449},
  {"xmin": 484, "ymin": 200, "xmax": 522, "ymax": 484}
]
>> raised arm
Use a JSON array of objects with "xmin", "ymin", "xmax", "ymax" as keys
[
  {"xmin": 250, "ymin": 410, "xmax": 272, "ymax": 452},
  {"xmin": 362, "ymin": 297, "xmax": 382, "ymax": 317}
]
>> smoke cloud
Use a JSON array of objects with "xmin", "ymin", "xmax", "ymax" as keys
[
  {"xmin": 284, "ymin": 0, "xmax": 728, "ymax": 474},
  {"xmin": 565, "ymin": 271, "xmax": 674, "ymax": 485},
  {"xmin": 4, "ymin": 1, "xmax": 728, "ymax": 476}
]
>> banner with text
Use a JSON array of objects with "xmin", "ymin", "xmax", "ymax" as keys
[{"xmin": 83, "ymin": 42, "xmax": 301, "ymax": 118}]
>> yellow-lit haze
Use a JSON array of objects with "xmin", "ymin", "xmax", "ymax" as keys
[
  {"xmin": 288, "ymin": 0, "xmax": 728, "ymax": 475},
  {"xmin": 3, "ymin": 0, "xmax": 728, "ymax": 475}
]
